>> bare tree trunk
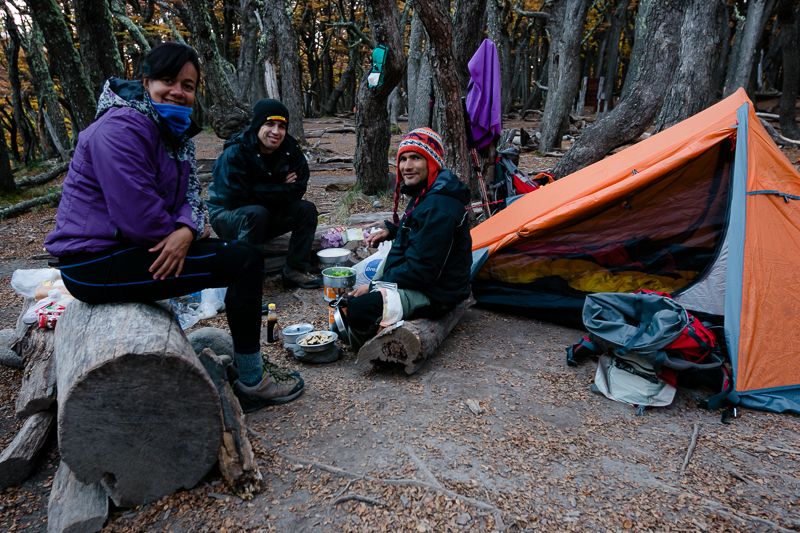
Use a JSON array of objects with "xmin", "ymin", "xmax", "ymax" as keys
[
  {"xmin": 176, "ymin": 0, "xmax": 250, "ymax": 138},
  {"xmin": 0, "ymin": 106, "xmax": 20, "ymax": 162},
  {"xmin": 598, "ymin": 0, "xmax": 627, "ymax": 114},
  {"xmin": 723, "ymin": 0, "xmax": 776, "ymax": 96},
  {"xmin": 388, "ymin": 86, "xmax": 402, "ymax": 133},
  {"xmin": 236, "ymin": 0, "xmax": 262, "ymax": 104},
  {"xmin": 262, "ymin": 0, "xmax": 306, "ymax": 143},
  {"xmin": 486, "ymin": 0, "xmax": 514, "ymax": 114},
  {"xmin": 26, "ymin": 0, "xmax": 97, "ymax": 132},
  {"xmin": 254, "ymin": 8, "xmax": 280, "ymax": 100},
  {"xmin": 354, "ymin": 0, "xmax": 405, "ymax": 195},
  {"xmin": 453, "ymin": 0, "xmax": 488, "ymax": 89},
  {"xmin": 0, "ymin": 121, "xmax": 15, "ymax": 193},
  {"xmin": 553, "ymin": 0, "xmax": 682, "ymax": 178},
  {"xmin": 653, "ymin": 0, "xmax": 727, "ymax": 132},
  {"xmin": 3, "ymin": 11, "xmax": 37, "ymax": 163},
  {"xmin": 407, "ymin": 12, "xmax": 434, "ymax": 129},
  {"xmin": 778, "ymin": 0, "xmax": 800, "ymax": 139},
  {"xmin": 538, "ymin": 0, "xmax": 591, "ymax": 153},
  {"xmin": 415, "ymin": 0, "xmax": 471, "ymax": 182},
  {"xmin": 323, "ymin": 45, "xmax": 359, "ymax": 115},
  {"xmin": 22, "ymin": 21, "xmax": 71, "ymax": 158},
  {"xmin": 74, "ymin": 0, "xmax": 124, "ymax": 95},
  {"xmin": 110, "ymin": 0, "xmax": 151, "ymax": 53}
]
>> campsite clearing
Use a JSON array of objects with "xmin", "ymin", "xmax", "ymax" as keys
[{"xmin": 0, "ymin": 117, "xmax": 798, "ymax": 532}]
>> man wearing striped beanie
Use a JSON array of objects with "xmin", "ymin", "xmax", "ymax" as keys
[{"xmin": 339, "ymin": 127, "xmax": 473, "ymax": 350}]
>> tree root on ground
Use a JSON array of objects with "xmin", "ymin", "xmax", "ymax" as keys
[{"xmin": 248, "ymin": 427, "xmax": 503, "ymax": 523}]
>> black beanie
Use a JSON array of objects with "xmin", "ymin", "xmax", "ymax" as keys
[{"xmin": 248, "ymin": 99, "xmax": 290, "ymax": 136}]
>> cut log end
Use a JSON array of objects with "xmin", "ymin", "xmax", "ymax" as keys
[
  {"xmin": 58, "ymin": 353, "xmax": 222, "ymax": 507},
  {"xmin": 356, "ymin": 299, "xmax": 472, "ymax": 375}
]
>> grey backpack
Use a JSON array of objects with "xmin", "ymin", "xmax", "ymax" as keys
[{"xmin": 576, "ymin": 292, "xmax": 723, "ymax": 412}]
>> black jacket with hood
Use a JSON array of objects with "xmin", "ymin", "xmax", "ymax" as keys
[
  {"xmin": 207, "ymin": 128, "xmax": 309, "ymax": 218},
  {"xmin": 381, "ymin": 169, "xmax": 473, "ymax": 308}
]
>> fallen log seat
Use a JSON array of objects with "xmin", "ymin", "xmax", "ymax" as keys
[
  {"xmin": 355, "ymin": 298, "xmax": 473, "ymax": 375},
  {"xmin": 54, "ymin": 301, "xmax": 223, "ymax": 507}
]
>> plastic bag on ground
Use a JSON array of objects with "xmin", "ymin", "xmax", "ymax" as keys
[
  {"xmin": 198, "ymin": 288, "xmax": 226, "ymax": 319},
  {"xmin": 11, "ymin": 268, "xmax": 61, "ymax": 298}
]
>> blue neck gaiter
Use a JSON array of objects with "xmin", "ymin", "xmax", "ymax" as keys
[{"xmin": 151, "ymin": 101, "xmax": 193, "ymax": 137}]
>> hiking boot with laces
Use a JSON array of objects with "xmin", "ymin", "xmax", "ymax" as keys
[
  {"xmin": 282, "ymin": 267, "xmax": 323, "ymax": 289},
  {"xmin": 233, "ymin": 361, "xmax": 305, "ymax": 412}
]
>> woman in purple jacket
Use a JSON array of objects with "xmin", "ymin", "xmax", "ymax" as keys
[{"xmin": 44, "ymin": 42, "xmax": 303, "ymax": 412}]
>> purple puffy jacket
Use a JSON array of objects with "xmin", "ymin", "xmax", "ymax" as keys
[{"xmin": 45, "ymin": 80, "xmax": 202, "ymax": 256}]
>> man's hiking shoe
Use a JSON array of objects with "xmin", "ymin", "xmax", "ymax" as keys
[
  {"xmin": 233, "ymin": 361, "xmax": 305, "ymax": 413},
  {"xmin": 282, "ymin": 267, "xmax": 323, "ymax": 289}
]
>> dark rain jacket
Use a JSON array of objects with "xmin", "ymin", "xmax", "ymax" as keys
[
  {"xmin": 206, "ymin": 130, "xmax": 310, "ymax": 218},
  {"xmin": 381, "ymin": 169, "xmax": 473, "ymax": 307}
]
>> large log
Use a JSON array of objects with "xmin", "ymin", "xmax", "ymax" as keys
[
  {"xmin": 55, "ymin": 301, "xmax": 223, "ymax": 507},
  {"xmin": 47, "ymin": 461, "xmax": 108, "ymax": 533},
  {"xmin": 0, "ymin": 411, "xmax": 54, "ymax": 488},
  {"xmin": 356, "ymin": 298, "xmax": 473, "ymax": 375}
]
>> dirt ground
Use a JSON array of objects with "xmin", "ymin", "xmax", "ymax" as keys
[{"xmin": 1, "ymin": 117, "xmax": 799, "ymax": 532}]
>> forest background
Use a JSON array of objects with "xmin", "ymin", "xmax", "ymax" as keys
[
  {"xmin": 1, "ymin": 1, "xmax": 800, "ymax": 530},
  {"xmin": 0, "ymin": 0, "xmax": 798, "ymax": 209}
]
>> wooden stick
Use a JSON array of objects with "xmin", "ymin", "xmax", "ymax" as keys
[{"xmin": 680, "ymin": 423, "xmax": 700, "ymax": 476}]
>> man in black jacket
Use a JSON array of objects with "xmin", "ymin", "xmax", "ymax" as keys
[
  {"xmin": 208, "ymin": 99, "xmax": 321, "ymax": 288},
  {"xmin": 342, "ymin": 127, "xmax": 472, "ymax": 349}
]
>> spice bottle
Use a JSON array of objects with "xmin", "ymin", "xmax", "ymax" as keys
[{"xmin": 266, "ymin": 303, "xmax": 278, "ymax": 343}]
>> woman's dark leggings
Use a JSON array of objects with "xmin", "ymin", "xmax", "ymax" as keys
[{"xmin": 56, "ymin": 239, "xmax": 263, "ymax": 354}]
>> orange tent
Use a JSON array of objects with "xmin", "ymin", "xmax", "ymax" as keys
[{"xmin": 470, "ymin": 89, "xmax": 800, "ymax": 413}]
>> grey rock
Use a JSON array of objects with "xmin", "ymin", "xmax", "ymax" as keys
[
  {"xmin": 456, "ymin": 512, "xmax": 472, "ymax": 526},
  {"xmin": 187, "ymin": 327, "xmax": 234, "ymax": 358},
  {"xmin": 0, "ymin": 347, "xmax": 22, "ymax": 368},
  {"xmin": 0, "ymin": 328, "xmax": 16, "ymax": 348}
]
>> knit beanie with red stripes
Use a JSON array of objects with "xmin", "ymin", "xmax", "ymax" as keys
[{"xmin": 392, "ymin": 127, "xmax": 445, "ymax": 224}]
